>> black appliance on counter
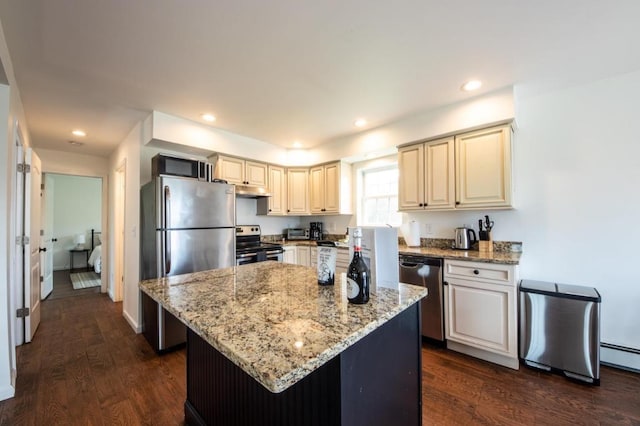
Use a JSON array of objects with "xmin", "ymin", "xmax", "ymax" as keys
[
  {"xmin": 310, "ymin": 222, "xmax": 323, "ymax": 240},
  {"xmin": 399, "ymin": 255, "xmax": 445, "ymax": 343},
  {"xmin": 236, "ymin": 225, "xmax": 284, "ymax": 265}
]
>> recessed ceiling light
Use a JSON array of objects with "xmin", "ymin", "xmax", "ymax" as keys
[
  {"xmin": 354, "ymin": 118, "xmax": 367, "ymax": 128},
  {"xmin": 68, "ymin": 140, "xmax": 84, "ymax": 146},
  {"xmin": 71, "ymin": 129, "xmax": 86, "ymax": 137},
  {"xmin": 202, "ymin": 114, "xmax": 216, "ymax": 122},
  {"xmin": 292, "ymin": 141, "xmax": 302, "ymax": 148},
  {"xmin": 461, "ymin": 80, "xmax": 482, "ymax": 92}
]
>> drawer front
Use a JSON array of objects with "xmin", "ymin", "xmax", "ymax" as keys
[{"xmin": 445, "ymin": 260, "xmax": 515, "ymax": 285}]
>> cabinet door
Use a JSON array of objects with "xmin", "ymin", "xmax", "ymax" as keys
[
  {"xmin": 296, "ymin": 246, "xmax": 310, "ymax": 266},
  {"xmin": 216, "ymin": 156, "xmax": 245, "ymax": 185},
  {"xmin": 268, "ymin": 165, "xmax": 286, "ymax": 215},
  {"xmin": 425, "ymin": 138, "xmax": 455, "ymax": 210},
  {"xmin": 310, "ymin": 247, "xmax": 318, "ymax": 268},
  {"xmin": 323, "ymin": 163, "xmax": 340, "ymax": 213},
  {"xmin": 287, "ymin": 168, "xmax": 309, "ymax": 214},
  {"xmin": 444, "ymin": 279, "xmax": 516, "ymax": 357},
  {"xmin": 309, "ymin": 166, "xmax": 324, "ymax": 214},
  {"xmin": 398, "ymin": 144, "xmax": 424, "ymax": 210},
  {"xmin": 245, "ymin": 161, "xmax": 268, "ymax": 186},
  {"xmin": 455, "ymin": 125, "xmax": 512, "ymax": 208},
  {"xmin": 282, "ymin": 246, "xmax": 296, "ymax": 264}
]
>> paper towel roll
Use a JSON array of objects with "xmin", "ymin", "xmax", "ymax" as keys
[{"xmin": 401, "ymin": 221, "xmax": 421, "ymax": 247}]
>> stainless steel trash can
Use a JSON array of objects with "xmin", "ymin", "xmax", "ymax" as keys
[{"xmin": 519, "ymin": 280, "xmax": 601, "ymax": 385}]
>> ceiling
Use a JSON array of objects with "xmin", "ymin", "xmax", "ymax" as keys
[{"xmin": 0, "ymin": 1, "xmax": 639, "ymax": 157}]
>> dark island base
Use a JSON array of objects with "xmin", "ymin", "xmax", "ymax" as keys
[{"xmin": 185, "ymin": 302, "xmax": 422, "ymax": 426}]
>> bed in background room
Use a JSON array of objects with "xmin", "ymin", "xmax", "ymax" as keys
[{"xmin": 88, "ymin": 229, "xmax": 102, "ymax": 274}]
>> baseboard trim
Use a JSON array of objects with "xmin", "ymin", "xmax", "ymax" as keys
[
  {"xmin": 601, "ymin": 342, "xmax": 640, "ymax": 373},
  {"xmin": 0, "ymin": 384, "xmax": 15, "ymax": 402},
  {"xmin": 123, "ymin": 309, "xmax": 141, "ymax": 334}
]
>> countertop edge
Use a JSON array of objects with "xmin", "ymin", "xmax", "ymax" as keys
[{"xmin": 140, "ymin": 279, "xmax": 426, "ymax": 393}]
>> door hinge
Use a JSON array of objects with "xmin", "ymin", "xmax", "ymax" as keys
[
  {"xmin": 17, "ymin": 163, "xmax": 30, "ymax": 173},
  {"xmin": 40, "ymin": 276, "xmax": 43, "ymax": 283},
  {"xmin": 16, "ymin": 307, "xmax": 29, "ymax": 318},
  {"xmin": 16, "ymin": 235, "xmax": 30, "ymax": 246},
  {"xmin": 41, "ymin": 183, "xmax": 45, "ymax": 190},
  {"xmin": 40, "ymin": 229, "xmax": 44, "ymax": 236}
]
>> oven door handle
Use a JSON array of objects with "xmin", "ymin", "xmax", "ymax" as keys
[
  {"xmin": 265, "ymin": 249, "xmax": 284, "ymax": 255},
  {"xmin": 237, "ymin": 252, "xmax": 258, "ymax": 258}
]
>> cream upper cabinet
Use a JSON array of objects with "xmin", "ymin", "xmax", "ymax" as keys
[
  {"xmin": 309, "ymin": 161, "xmax": 352, "ymax": 215},
  {"xmin": 455, "ymin": 125, "xmax": 512, "ymax": 209},
  {"xmin": 212, "ymin": 154, "xmax": 268, "ymax": 186},
  {"xmin": 287, "ymin": 168, "xmax": 309, "ymax": 215},
  {"xmin": 309, "ymin": 166, "xmax": 325, "ymax": 214},
  {"xmin": 398, "ymin": 124, "xmax": 512, "ymax": 212},
  {"xmin": 398, "ymin": 137, "xmax": 454, "ymax": 211},
  {"xmin": 257, "ymin": 165, "xmax": 287, "ymax": 216}
]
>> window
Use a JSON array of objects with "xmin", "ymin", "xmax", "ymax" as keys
[{"xmin": 360, "ymin": 165, "xmax": 401, "ymax": 226}]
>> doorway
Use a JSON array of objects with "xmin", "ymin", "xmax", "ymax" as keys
[{"xmin": 42, "ymin": 173, "xmax": 102, "ymax": 300}]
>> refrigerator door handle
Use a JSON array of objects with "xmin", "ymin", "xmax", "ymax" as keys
[{"xmin": 164, "ymin": 185, "xmax": 171, "ymax": 274}]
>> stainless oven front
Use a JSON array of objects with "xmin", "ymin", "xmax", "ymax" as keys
[{"xmin": 236, "ymin": 249, "xmax": 283, "ymax": 265}]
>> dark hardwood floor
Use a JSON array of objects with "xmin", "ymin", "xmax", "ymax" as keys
[
  {"xmin": 47, "ymin": 269, "xmax": 100, "ymax": 300},
  {"xmin": 1, "ymin": 292, "xmax": 639, "ymax": 425}
]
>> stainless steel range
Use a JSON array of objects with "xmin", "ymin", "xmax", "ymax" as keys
[{"xmin": 236, "ymin": 225, "xmax": 284, "ymax": 265}]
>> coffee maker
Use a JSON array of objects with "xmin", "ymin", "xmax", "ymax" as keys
[{"xmin": 309, "ymin": 222, "xmax": 323, "ymax": 240}]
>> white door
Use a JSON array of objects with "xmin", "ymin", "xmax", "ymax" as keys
[
  {"xmin": 40, "ymin": 173, "xmax": 54, "ymax": 299},
  {"xmin": 113, "ymin": 162, "xmax": 126, "ymax": 301},
  {"xmin": 24, "ymin": 148, "xmax": 42, "ymax": 342}
]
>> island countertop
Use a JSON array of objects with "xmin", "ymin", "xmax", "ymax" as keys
[{"xmin": 139, "ymin": 261, "xmax": 427, "ymax": 393}]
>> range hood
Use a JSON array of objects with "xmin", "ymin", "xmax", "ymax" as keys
[{"xmin": 235, "ymin": 184, "xmax": 271, "ymax": 198}]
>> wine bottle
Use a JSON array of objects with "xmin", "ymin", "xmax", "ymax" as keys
[{"xmin": 346, "ymin": 228, "xmax": 369, "ymax": 304}]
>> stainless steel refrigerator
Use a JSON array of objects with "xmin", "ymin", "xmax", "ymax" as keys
[{"xmin": 140, "ymin": 176, "xmax": 236, "ymax": 352}]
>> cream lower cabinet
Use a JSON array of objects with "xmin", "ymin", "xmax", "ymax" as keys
[
  {"xmin": 282, "ymin": 246, "xmax": 296, "ymax": 264},
  {"xmin": 295, "ymin": 246, "xmax": 310, "ymax": 266},
  {"xmin": 444, "ymin": 259, "xmax": 519, "ymax": 370}
]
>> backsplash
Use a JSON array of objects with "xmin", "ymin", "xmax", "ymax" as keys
[
  {"xmin": 398, "ymin": 237, "xmax": 523, "ymax": 253},
  {"xmin": 265, "ymin": 233, "xmax": 522, "ymax": 253}
]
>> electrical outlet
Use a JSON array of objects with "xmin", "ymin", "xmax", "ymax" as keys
[{"xmin": 424, "ymin": 223, "xmax": 433, "ymax": 235}]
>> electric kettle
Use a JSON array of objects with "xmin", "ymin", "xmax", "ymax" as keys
[{"xmin": 454, "ymin": 227, "xmax": 477, "ymax": 250}]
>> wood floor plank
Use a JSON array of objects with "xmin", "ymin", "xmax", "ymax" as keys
[{"xmin": 1, "ymin": 272, "xmax": 639, "ymax": 425}]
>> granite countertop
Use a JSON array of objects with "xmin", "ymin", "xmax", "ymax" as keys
[
  {"xmin": 139, "ymin": 262, "xmax": 427, "ymax": 393},
  {"xmin": 398, "ymin": 245, "xmax": 521, "ymax": 265},
  {"xmin": 281, "ymin": 240, "xmax": 521, "ymax": 264}
]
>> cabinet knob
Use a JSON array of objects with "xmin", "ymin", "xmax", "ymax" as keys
[
  {"xmin": 268, "ymin": 209, "xmax": 272, "ymax": 212},
  {"xmin": 287, "ymin": 209, "xmax": 290, "ymax": 212},
  {"xmin": 473, "ymin": 269, "xmax": 479, "ymax": 275},
  {"xmin": 39, "ymin": 247, "xmax": 47, "ymax": 252},
  {"xmin": 456, "ymin": 201, "xmax": 460, "ymax": 205},
  {"xmin": 443, "ymin": 281, "xmax": 448, "ymax": 286},
  {"xmin": 418, "ymin": 203, "xmax": 423, "ymax": 207}
]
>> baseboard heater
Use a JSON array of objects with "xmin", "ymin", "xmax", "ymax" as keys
[{"xmin": 601, "ymin": 342, "xmax": 640, "ymax": 373}]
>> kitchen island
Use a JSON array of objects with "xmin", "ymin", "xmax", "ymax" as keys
[{"xmin": 139, "ymin": 261, "xmax": 428, "ymax": 426}]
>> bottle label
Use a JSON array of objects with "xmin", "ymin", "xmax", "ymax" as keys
[{"xmin": 346, "ymin": 277, "xmax": 360, "ymax": 299}]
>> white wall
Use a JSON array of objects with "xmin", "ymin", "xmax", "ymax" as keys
[
  {"xmin": 0, "ymin": 84, "xmax": 14, "ymax": 400},
  {"xmin": 401, "ymin": 71, "xmax": 640, "ymax": 356},
  {"xmin": 48, "ymin": 174, "xmax": 101, "ymax": 270},
  {"xmin": 109, "ymin": 122, "xmax": 141, "ymax": 331}
]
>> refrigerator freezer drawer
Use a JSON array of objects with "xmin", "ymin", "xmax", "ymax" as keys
[{"xmin": 519, "ymin": 288, "xmax": 600, "ymax": 384}]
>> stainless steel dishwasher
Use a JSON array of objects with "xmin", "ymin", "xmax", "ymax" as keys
[{"xmin": 399, "ymin": 255, "xmax": 444, "ymax": 342}]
